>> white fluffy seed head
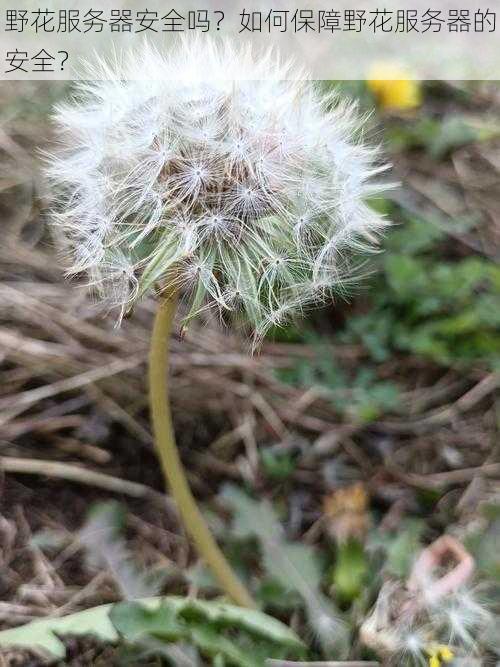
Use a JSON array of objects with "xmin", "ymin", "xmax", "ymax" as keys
[{"xmin": 47, "ymin": 38, "xmax": 389, "ymax": 336}]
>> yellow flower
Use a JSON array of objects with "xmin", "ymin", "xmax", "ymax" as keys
[
  {"xmin": 426, "ymin": 644, "xmax": 455, "ymax": 667},
  {"xmin": 367, "ymin": 63, "xmax": 422, "ymax": 111},
  {"xmin": 439, "ymin": 646, "xmax": 454, "ymax": 662}
]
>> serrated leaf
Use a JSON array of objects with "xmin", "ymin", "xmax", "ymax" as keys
[
  {"xmin": 111, "ymin": 596, "xmax": 303, "ymax": 652},
  {"xmin": 112, "ymin": 598, "xmax": 302, "ymax": 666},
  {"xmin": 189, "ymin": 623, "xmax": 261, "ymax": 667},
  {"xmin": 262, "ymin": 540, "xmax": 323, "ymax": 595},
  {"xmin": 0, "ymin": 596, "xmax": 303, "ymax": 661},
  {"xmin": 110, "ymin": 600, "xmax": 186, "ymax": 642},
  {"xmin": 0, "ymin": 602, "xmax": 118, "ymax": 658},
  {"xmin": 221, "ymin": 485, "xmax": 349, "ymax": 657},
  {"xmin": 221, "ymin": 485, "xmax": 280, "ymax": 540},
  {"xmin": 176, "ymin": 599, "xmax": 304, "ymax": 650},
  {"xmin": 221, "ymin": 486, "xmax": 323, "ymax": 594}
]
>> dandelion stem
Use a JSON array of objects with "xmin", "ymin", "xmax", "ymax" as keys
[{"xmin": 149, "ymin": 294, "xmax": 256, "ymax": 608}]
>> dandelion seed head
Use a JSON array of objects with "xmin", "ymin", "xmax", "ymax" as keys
[{"xmin": 47, "ymin": 38, "xmax": 389, "ymax": 333}]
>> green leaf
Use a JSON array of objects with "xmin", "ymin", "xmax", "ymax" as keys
[
  {"xmin": 370, "ymin": 519, "xmax": 425, "ymax": 578},
  {"xmin": 221, "ymin": 485, "xmax": 349, "ymax": 658},
  {"xmin": 384, "ymin": 115, "xmax": 487, "ymax": 159},
  {"xmin": 0, "ymin": 602, "xmax": 118, "ymax": 658},
  {"xmin": 110, "ymin": 600, "xmax": 186, "ymax": 642},
  {"xmin": 260, "ymin": 449, "xmax": 296, "ymax": 481},
  {"xmin": 175, "ymin": 599, "xmax": 303, "ymax": 650},
  {"xmin": 332, "ymin": 539, "xmax": 368, "ymax": 604},
  {"xmin": 0, "ymin": 596, "xmax": 304, "ymax": 662},
  {"xmin": 110, "ymin": 598, "xmax": 303, "ymax": 666},
  {"xmin": 85, "ymin": 499, "xmax": 126, "ymax": 534},
  {"xmin": 255, "ymin": 578, "xmax": 301, "ymax": 612},
  {"xmin": 427, "ymin": 117, "xmax": 479, "ymax": 158},
  {"xmin": 189, "ymin": 624, "xmax": 262, "ymax": 667},
  {"xmin": 386, "ymin": 214, "xmax": 444, "ymax": 255},
  {"xmin": 221, "ymin": 485, "xmax": 323, "ymax": 593},
  {"xmin": 465, "ymin": 509, "xmax": 500, "ymax": 582}
]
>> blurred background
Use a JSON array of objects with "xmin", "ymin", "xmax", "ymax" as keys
[{"xmin": 0, "ymin": 80, "xmax": 498, "ymax": 665}]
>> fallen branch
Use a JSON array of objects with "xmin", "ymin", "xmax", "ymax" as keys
[
  {"xmin": 0, "ymin": 456, "xmax": 170, "ymax": 508},
  {"xmin": 388, "ymin": 462, "xmax": 500, "ymax": 490},
  {"xmin": 378, "ymin": 373, "xmax": 500, "ymax": 434},
  {"xmin": 0, "ymin": 357, "xmax": 144, "ymax": 425}
]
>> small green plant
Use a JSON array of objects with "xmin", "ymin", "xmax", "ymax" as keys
[
  {"xmin": 384, "ymin": 115, "xmax": 500, "ymax": 158},
  {"xmin": 221, "ymin": 485, "xmax": 350, "ymax": 658},
  {"xmin": 340, "ymin": 211, "xmax": 500, "ymax": 369},
  {"xmin": 277, "ymin": 340, "xmax": 401, "ymax": 422},
  {"xmin": 0, "ymin": 597, "xmax": 304, "ymax": 665}
]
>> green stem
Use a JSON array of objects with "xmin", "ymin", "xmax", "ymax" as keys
[{"xmin": 148, "ymin": 295, "xmax": 256, "ymax": 608}]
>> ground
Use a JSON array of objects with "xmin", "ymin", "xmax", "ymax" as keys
[{"xmin": 0, "ymin": 80, "xmax": 498, "ymax": 666}]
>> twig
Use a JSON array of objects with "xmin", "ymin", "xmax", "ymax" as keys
[
  {"xmin": 388, "ymin": 462, "xmax": 500, "ymax": 490},
  {"xmin": 378, "ymin": 373, "xmax": 500, "ymax": 434},
  {"xmin": 2, "ymin": 414, "xmax": 84, "ymax": 439},
  {"xmin": 55, "ymin": 571, "xmax": 110, "ymax": 616},
  {"xmin": 0, "ymin": 357, "xmax": 144, "ymax": 425},
  {"xmin": 0, "ymin": 456, "xmax": 170, "ymax": 507},
  {"xmin": 250, "ymin": 391, "xmax": 288, "ymax": 439},
  {"xmin": 85, "ymin": 384, "xmax": 152, "ymax": 446},
  {"xmin": 0, "ymin": 601, "xmax": 48, "ymax": 618}
]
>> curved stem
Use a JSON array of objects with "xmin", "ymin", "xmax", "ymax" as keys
[{"xmin": 149, "ymin": 295, "xmax": 256, "ymax": 608}]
